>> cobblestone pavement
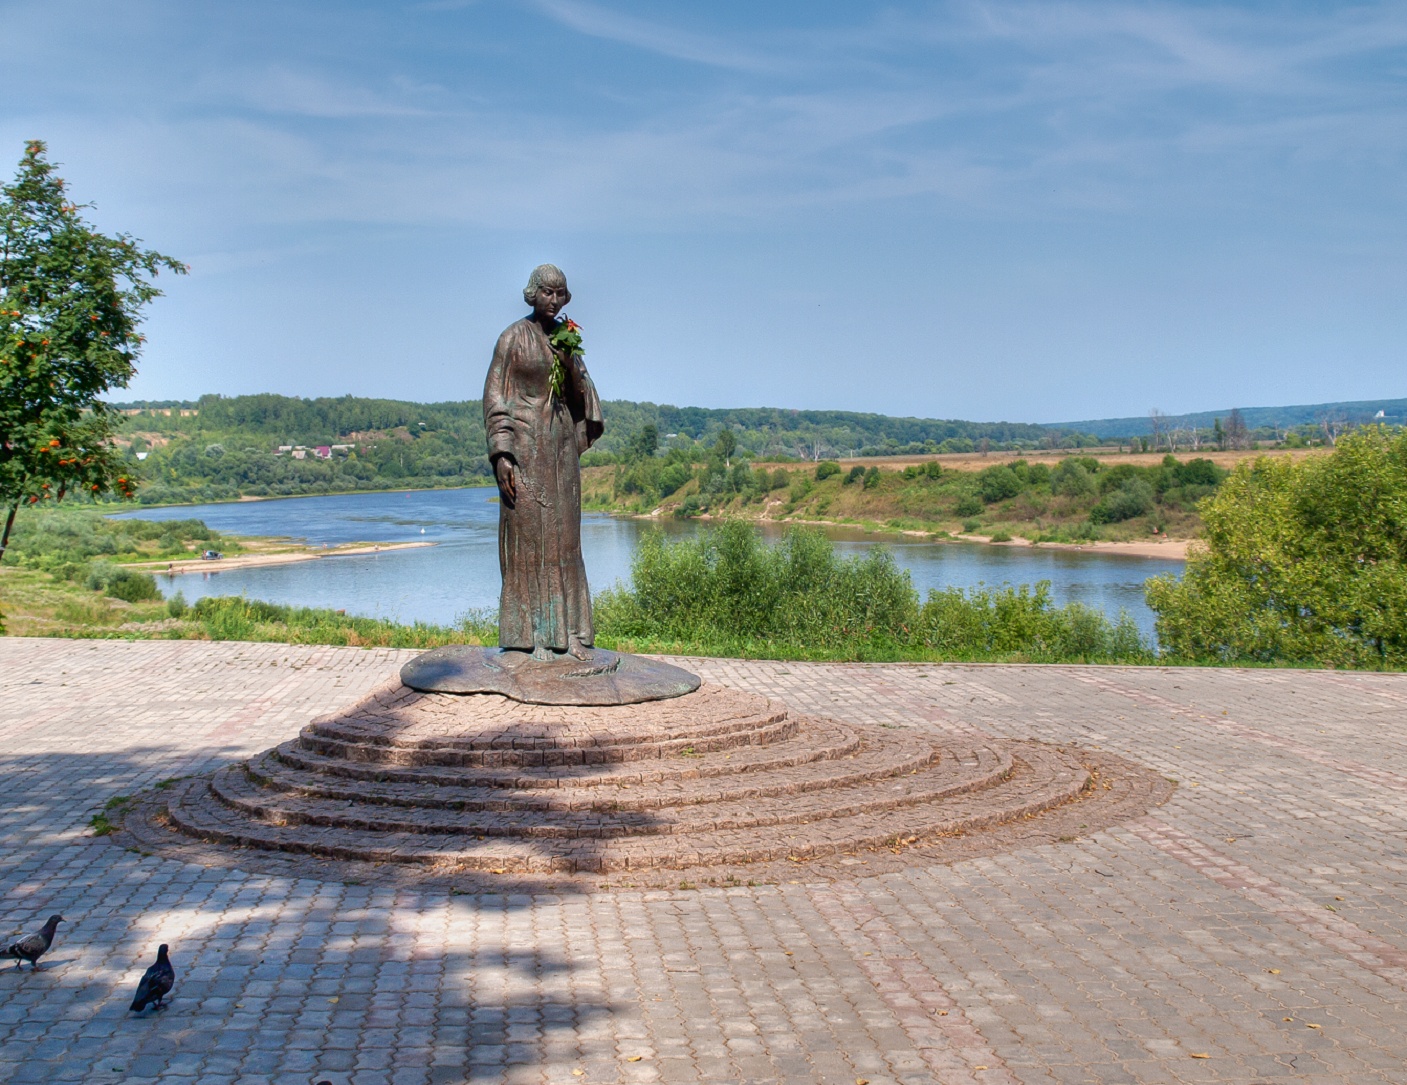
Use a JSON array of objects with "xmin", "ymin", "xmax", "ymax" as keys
[{"xmin": 0, "ymin": 638, "xmax": 1404, "ymax": 1085}]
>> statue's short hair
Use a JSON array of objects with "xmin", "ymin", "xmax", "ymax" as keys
[{"xmin": 523, "ymin": 264, "xmax": 571, "ymax": 306}]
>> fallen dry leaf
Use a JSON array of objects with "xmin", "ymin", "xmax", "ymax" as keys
[
  {"xmin": 625, "ymin": 1055, "xmax": 643, "ymax": 1062},
  {"xmin": 975, "ymin": 1065, "xmax": 989, "ymax": 1071},
  {"xmin": 490, "ymin": 868, "xmax": 506, "ymax": 875},
  {"xmin": 1267, "ymin": 968, "xmax": 1281, "ymax": 974},
  {"xmin": 328, "ymin": 996, "xmax": 339, "ymax": 1003},
  {"xmin": 572, "ymin": 1070, "xmax": 585, "ymax": 1077},
  {"xmin": 1284, "ymin": 1017, "xmax": 1294, "ymax": 1022},
  {"xmin": 1307, "ymin": 1023, "xmax": 1322, "ymax": 1029},
  {"xmin": 856, "ymin": 1079, "xmax": 870, "ymax": 1084},
  {"xmin": 1190, "ymin": 1053, "xmax": 1210, "ymax": 1059}
]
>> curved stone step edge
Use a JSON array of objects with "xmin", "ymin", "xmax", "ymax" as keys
[
  {"xmin": 210, "ymin": 748, "xmax": 1010, "ymax": 839},
  {"xmin": 165, "ymin": 749, "xmax": 1088, "ymax": 873},
  {"xmin": 298, "ymin": 717, "xmax": 801, "ymax": 768},
  {"xmin": 272, "ymin": 720, "xmax": 864, "ymax": 789},
  {"xmin": 243, "ymin": 735, "xmax": 966, "ymax": 812},
  {"xmin": 304, "ymin": 702, "xmax": 790, "ymax": 753},
  {"xmin": 164, "ymin": 781, "xmax": 575, "ymax": 873}
]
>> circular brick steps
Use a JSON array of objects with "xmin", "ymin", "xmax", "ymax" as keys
[{"xmin": 157, "ymin": 679, "xmax": 1094, "ymax": 874}]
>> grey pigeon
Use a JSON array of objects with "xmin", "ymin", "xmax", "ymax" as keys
[
  {"xmin": 0, "ymin": 915, "xmax": 63, "ymax": 970},
  {"xmin": 129, "ymin": 944, "xmax": 174, "ymax": 1012}
]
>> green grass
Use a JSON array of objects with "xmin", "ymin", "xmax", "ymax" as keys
[
  {"xmin": 180, "ymin": 596, "xmax": 496, "ymax": 649},
  {"xmin": 89, "ymin": 795, "xmax": 132, "ymax": 836}
]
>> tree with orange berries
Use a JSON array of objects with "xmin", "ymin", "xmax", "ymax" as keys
[{"xmin": 0, "ymin": 140, "xmax": 184, "ymax": 560}]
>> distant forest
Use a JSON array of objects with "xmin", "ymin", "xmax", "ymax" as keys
[
  {"xmin": 111, "ymin": 393, "xmax": 1080, "ymax": 505},
  {"xmin": 1057, "ymin": 397, "xmax": 1407, "ymax": 439},
  {"xmin": 109, "ymin": 391, "xmax": 1399, "ymax": 505}
]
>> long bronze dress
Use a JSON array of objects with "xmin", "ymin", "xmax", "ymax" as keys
[{"xmin": 483, "ymin": 318, "xmax": 604, "ymax": 654}]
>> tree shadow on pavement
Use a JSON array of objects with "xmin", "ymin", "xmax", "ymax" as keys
[{"xmin": 0, "ymin": 743, "xmax": 621, "ymax": 1084}]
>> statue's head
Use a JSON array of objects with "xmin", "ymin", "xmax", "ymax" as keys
[{"xmin": 523, "ymin": 264, "xmax": 571, "ymax": 307}]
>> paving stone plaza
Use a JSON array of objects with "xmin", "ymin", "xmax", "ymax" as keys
[{"xmin": 1, "ymin": 637, "xmax": 1404, "ymax": 1084}]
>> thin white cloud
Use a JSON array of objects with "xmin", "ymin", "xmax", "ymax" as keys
[
  {"xmin": 529, "ymin": 0, "xmax": 786, "ymax": 73},
  {"xmin": 197, "ymin": 67, "xmax": 445, "ymax": 119}
]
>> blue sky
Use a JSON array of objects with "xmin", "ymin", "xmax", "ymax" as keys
[{"xmin": 4, "ymin": 0, "xmax": 1404, "ymax": 422}]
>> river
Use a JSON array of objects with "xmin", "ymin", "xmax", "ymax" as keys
[{"xmin": 110, "ymin": 488, "xmax": 1181, "ymax": 637}]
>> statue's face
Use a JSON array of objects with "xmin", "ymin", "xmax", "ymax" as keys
[{"xmin": 532, "ymin": 281, "xmax": 568, "ymax": 321}]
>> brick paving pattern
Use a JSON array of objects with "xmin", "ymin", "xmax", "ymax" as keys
[{"xmin": 0, "ymin": 637, "xmax": 1404, "ymax": 1084}]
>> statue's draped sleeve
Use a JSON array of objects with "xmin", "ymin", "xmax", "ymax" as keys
[
  {"xmin": 484, "ymin": 323, "xmax": 525, "ymax": 467},
  {"xmin": 570, "ymin": 354, "xmax": 605, "ymax": 453}
]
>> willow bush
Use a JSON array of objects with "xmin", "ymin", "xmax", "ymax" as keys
[{"xmin": 594, "ymin": 521, "xmax": 1150, "ymax": 662}]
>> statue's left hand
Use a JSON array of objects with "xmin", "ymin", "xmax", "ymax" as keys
[{"xmin": 494, "ymin": 456, "xmax": 517, "ymax": 507}]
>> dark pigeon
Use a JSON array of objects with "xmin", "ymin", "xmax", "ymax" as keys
[
  {"xmin": 1, "ymin": 915, "xmax": 63, "ymax": 970},
  {"xmin": 129, "ymin": 944, "xmax": 175, "ymax": 1013}
]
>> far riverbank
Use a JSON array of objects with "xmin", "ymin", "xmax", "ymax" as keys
[{"xmin": 123, "ymin": 540, "xmax": 435, "ymax": 576}]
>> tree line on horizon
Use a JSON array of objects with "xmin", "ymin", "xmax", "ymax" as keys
[{"xmin": 104, "ymin": 391, "xmax": 1100, "ymax": 505}]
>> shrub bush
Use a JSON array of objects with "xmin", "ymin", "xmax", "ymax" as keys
[
  {"xmin": 917, "ymin": 582, "xmax": 1148, "ymax": 662},
  {"xmin": 658, "ymin": 462, "xmax": 692, "ymax": 497},
  {"xmin": 1051, "ymin": 459, "xmax": 1097, "ymax": 498},
  {"xmin": 1173, "ymin": 458, "xmax": 1226, "ymax": 487},
  {"xmin": 954, "ymin": 495, "xmax": 983, "ymax": 517},
  {"xmin": 863, "ymin": 466, "xmax": 882, "ymax": 490},
  {"xmin": 1147, "ymin": 426, "xmax": 1407, "ymax": 667},
  {"xmin": 1090, "ymin": 479, "xmax": 1155, "ymax": 523},
  {"xmin": 978, "ymin": 465, "xmax": 1022, "ymax": 503},
  {"xmin": 815, "ymin": 461, "xmax": 841, "ymax": 481},
  {"xmin": 594, "ymin": 522, "xmax": 1150, "ymax": 662},
  {"xmin": 85, "ymin": 562, "xmax": 161, "ymax": 602},
  {"xmin": 594, "ymin": 521, "xmax": 918, "ymax": 654},
  {"xmin": 843, "ymin": 465, "xmax": 866, "ymax": 485}
]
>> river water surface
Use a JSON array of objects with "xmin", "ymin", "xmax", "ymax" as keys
[{"xmin": 112, "ymin": 488, "xmax": 1181, "ymax": 637}]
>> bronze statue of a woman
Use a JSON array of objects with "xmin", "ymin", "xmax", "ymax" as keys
[
  {"xmin": 483, "ymin": 265, "xmax": 604, "ymax": 661},
  {"xmin": 398, "ymin": 266, "xmax": 696, "ymax": 702}
]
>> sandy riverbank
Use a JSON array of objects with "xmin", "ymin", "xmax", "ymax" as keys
[
  {"xmin": 955, "ymin": 534, "xmax": 1192, "ymax": 560},
  {"xmin": 125, "ymin": 541, "xmax": 435, "ymax": 576}
]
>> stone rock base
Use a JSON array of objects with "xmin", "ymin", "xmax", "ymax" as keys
[{"xmin": 130, "ymin": 677, "xmax": 1168, "ymax": 882}]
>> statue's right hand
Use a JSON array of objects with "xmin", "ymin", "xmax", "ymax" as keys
[{"xmin": 494, "ymin": 457, "xmax": 516, "ymax": 506}]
